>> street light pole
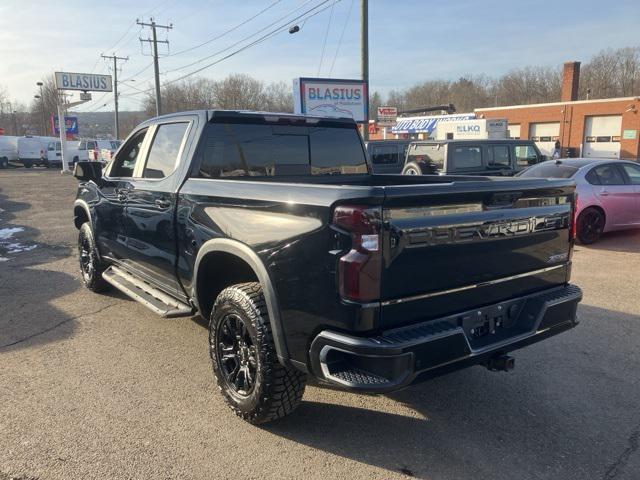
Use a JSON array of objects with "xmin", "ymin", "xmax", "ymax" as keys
[
  {"xmin": 36, "ymin": 81, "xmax": 47, "ymax": 136},
  {"xmin": 361, "ymin": 0, "xmax": 369, "ymax": 141},
  {"xmin": 12, "ymin": 110, "xmax": 18, "ymax": 136}
]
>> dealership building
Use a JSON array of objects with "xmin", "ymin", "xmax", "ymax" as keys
[
  {"xmin": 477, "ymin": 62, "xmax": 640, "ymax": 159},
  {"xmin": 371, "ymin": 62, "xmax": 640, "ymax": 160}
]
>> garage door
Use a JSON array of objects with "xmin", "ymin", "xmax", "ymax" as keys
[
  {"xmin": 583, "ymin": 116, "xmax": 622, "ymax": 159},
  {"xmin": 508, "ymin": 124, "xmax": 521, "ymax": 139},
  {"xmin": 529, "ymin": 123, "xmax": 560, "ymax": 156}
]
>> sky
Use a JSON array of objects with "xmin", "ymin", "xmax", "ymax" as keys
[{"xmin": 1, "ymin": 0, "xmax": 639, "ymax": 112}]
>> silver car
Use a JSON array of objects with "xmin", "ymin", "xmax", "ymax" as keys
[{"xmin": 518, "ymin": 158, "xmax": 640, "ymax": 244}]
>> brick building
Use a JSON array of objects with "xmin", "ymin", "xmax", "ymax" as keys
[
  {"xmin": 369, "ymin": 61, "xmax": 640, "ymax": 160},
  {"xmin": 475, "ymin": 62, "xmax": 640, "ymax": 159}
]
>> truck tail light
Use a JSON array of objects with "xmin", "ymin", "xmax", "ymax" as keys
[{"xmin": 332, "ymin": 204, "xmax": 382, "ymax": 302}]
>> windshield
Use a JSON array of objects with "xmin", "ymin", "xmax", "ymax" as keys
[{"xmin": 518, "ymin": 162, "xmax": 579, "ymax": 178}]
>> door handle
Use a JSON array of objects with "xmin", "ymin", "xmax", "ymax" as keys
[
  {"xmin": 600, "ymin": 190, "xmax": 610, "ymax": 196},
  {"xmin": 115, "ymin": 188, "xmax": 128, "ymax": 201},
  {"xmin": 155, "ymin": 198, "xmax": 171, "ymax": 208}
]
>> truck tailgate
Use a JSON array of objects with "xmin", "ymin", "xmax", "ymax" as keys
[{"xmin": 379, "ymin": 178, "xmax": 575, "ymax": 327}]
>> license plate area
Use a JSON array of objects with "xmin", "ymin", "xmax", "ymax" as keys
[{"xmin": 460, "ymin": 298, "xmax": 532, "ymax": 349}]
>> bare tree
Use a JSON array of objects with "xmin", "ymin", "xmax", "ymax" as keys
[
  {"xmin": 580, "ymin": 47, "xmax": 640, "ymax": 99},
  {"xmin": 263, "ymin": 81, "xmax": 294, "ymax": 113}
]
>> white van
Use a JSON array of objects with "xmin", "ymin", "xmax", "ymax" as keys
[
  {"xmin": 46, "ymin": 141, "xmax": 62, "ymax": 167},
  {"xmin": 0, "ymin": 136, "xmax": 19, "ymax": 168},
  {"xmin": 17, "ymin": 136, "xmax": 45, "ymax": 168}
]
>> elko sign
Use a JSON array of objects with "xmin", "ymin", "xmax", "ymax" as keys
[
  {"xmin": 54, "ymin": 71, "xmax": 113, "ymax": 92},
  {"xmin": 293, "ymin": 77, "xmax": 368, "ymax": 123}
]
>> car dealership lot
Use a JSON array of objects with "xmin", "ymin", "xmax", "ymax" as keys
[{"xmin": 1, "ymin": 169, "xmax": 639, "ymax": 480}]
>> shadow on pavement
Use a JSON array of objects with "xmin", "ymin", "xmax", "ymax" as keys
[
  {"xmin": 266, "ymin": 304, "xmax": 640, "ymax": 480},
  {"xmin": 0, "ymin": 189, "xmax": 78, "ymax": 351},
  {"xmin": 576, "ymin": 229, "xmax": 640, "ymax": 254}
]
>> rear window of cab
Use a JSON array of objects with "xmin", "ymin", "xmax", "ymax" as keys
[{"xmin": 518, "ymin": 163, "xmax": 578, "ymax": 179}]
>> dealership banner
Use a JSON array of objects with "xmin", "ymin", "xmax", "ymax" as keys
[
  {"xmin": 377, "ymin": 106, "xmax": 398, "ymax": 127},
  {"xmin": 392, "ymin": 113, "xmax": 476, "ymax": 135},
  {"xmin": 293, "ymin": 77, "xmax": 368, "ymax": 123},
  {"xmin": 51, "ymin": 115, "xmax": 79, "ymax": 135}
]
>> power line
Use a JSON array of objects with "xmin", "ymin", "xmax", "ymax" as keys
[
  {"xmin": 163, "ymin": 0, "xmax": 341, "ymax": 86},
  {"xmin": 119, "ymin": 61, "xmax": 154, "ymax": 83},
  {"xmin": 161, "ymin": 0, "xmax": 326, "ymax": 76},
  {"xmin": 123, "ymin": 0, "xmax": 341, "ymax": 98},
  {"xmin": 103, "ymin": 21, "xmax": 138, "ymax": 54},
  {"xmin": 165, "ymin": 0, "xmax": 282, "ymax": 57},
  {"xmin": 328, "ymin": 0, "xmax": 354, "ymax": 76},
  {"xmin": 317, "ymin": 0, "xmax": 336, "ymax": 76}
]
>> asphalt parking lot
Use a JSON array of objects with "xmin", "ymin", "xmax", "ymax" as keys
[{"xmin": 1, "ymin": 169, "xmax": 639, "ymax": 480}]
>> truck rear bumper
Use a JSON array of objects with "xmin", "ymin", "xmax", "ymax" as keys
[{"xmin": 309, "ymin": 284, "xmax": 582, "ymax": 393}]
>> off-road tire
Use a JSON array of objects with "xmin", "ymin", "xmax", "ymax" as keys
[
  {"xmin": 209, "ymin": 282, "xmax": 306, "ymax": 424},
  {"xmin": 0, "ymin": 157, "xmax": 8, "ymax": 169},
  {"xmin": 78, "ymin": 222, "xmax": 110, "ymax": 292},
  {"xmin": 402, "ymin": 161, "xmax": 426, "ymax": 175}
]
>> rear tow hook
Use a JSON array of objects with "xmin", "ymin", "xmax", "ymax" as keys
[{"xmin": 485, "ymin": 354, "xmax": 515, "ymax": 372}]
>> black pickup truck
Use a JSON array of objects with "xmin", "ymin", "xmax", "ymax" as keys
[{"xmin": 73, "ymin": 110, "xmax": 582, "ymax": 424}]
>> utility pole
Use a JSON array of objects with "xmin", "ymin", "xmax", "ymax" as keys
[
  {"xmin": 361, "ymin": 0, "xmax": 369, "ymax": 141},
  {"xmin": 138, "ymin": 18, "xmax": 172, "ymax": 116},
  {"xmin": 101, "ymin": 53, "xmax": 129, "ymax": 140}
]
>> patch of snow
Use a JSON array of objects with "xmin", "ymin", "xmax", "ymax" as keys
[
  {"xmin": 0, "ymin": 257, "xmax": 9, "ymax": 262},
  {"xmin": 6, "ymin": 243, "xmax": 37, "ymax": 253},
  {"xmin": 0, "ymin": 227, "xmax": 24, "ymax": 240}
]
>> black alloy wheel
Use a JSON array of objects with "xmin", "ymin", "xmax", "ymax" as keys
[
  {"xmin": 577, "ymin": 207, "xmax": 605, "ymax": 244},
  {"xmin": 77, "ymin": 223, "xmax": 110, "ymax": 292},
  {"xmin": 216, "ymin": 313, "xmax": 258, "ymax": 396}
]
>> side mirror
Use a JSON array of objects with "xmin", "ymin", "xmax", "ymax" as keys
[
  {"xmin": 540, "ymin": 155, "xmax": 548, "ymax": 161},
  {"xmin": 73, "ymin": 161, "xmax": 103, "ymax": 184}
]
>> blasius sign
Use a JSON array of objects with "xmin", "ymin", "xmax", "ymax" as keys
[
  {"xmin": 293, "ymin": 78, "xmax": 368, "ymax": 123},
  {"xmin": 55, "ymin": 72, "xmax": 113, "ymax": 92}
]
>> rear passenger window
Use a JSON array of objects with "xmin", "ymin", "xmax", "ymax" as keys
[
  {"xmin": 620, "ymin": 164, "xmax": 640, "ymax": 185},
  {"xmin": 487, "ymin": 145, "xmax": 510, "ymax": 168},
  {"xmin": 591, "ymin": 164, "xmax": 625, "ymax": 186},
  {"xmin": 143, "ymin": 122, "xmax": 189, "ymax": 179},
  {"xmin": 514, "ymin": 145, "xmax": 538, "ymax": 167},
  {"xmin": 451, "ymin": 146, "xmax": 482, "ymax": 169},
  {"xmin": 371, "ymin": 145, "xmax": 399, "ymax": 164}
]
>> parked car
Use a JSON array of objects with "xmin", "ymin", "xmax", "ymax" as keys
[
  {"xmin": 89, "ymin": 140, "xmax": 121, "ymax": 163},
  {"xmin": 0, "ymin": 135, "xmax": 19, "ymax": 168},
  {"xmin": 73, "ymin": 110, "xmax": 582, "ymax": 424},
  {"xmin": 17, "ymin": 136, "xmax": 56, "ymax": 168},
  {"xmin": 401, "ymin": 139, "xmax": 545, "ymax": 176},
  {"xmin": 100, "ymin": 140, "xmax": 121, "ymax": 165},
  {"xmin": 518, "ymin": 158, "xmax": 640, "ymax": 244},
  {"xmin": 365, "ymin": 139, "xmax": 410, "ymax": 174},
  {"xmin": 67, "ymin": 139, "xmax": 99, "ymax": 164}
]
